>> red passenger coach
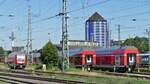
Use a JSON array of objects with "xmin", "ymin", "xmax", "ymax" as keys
[
  {"xmin": 94, "ymin": 46, "xmax": 140, "ymax": 72},
  {"xmin": 69, "ymin": 46, "xmax": 140, "ymax": 72},
  {"xmin": 69, "ymin": 48, "xmax": 96, "ymax": 67},
  {"xmin": 7, "ymin": 52, "xmax": 26, "ymax": 69}
]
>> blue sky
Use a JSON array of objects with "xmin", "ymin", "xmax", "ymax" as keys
[{"xmin": 0, "ymin": 0, "xmax": 150, "ymax": 50}]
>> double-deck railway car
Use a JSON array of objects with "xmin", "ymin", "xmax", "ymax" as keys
[
  {"xmin": 7, "ymin": 52, "xmax": 26, "ymax": 69},
  {"xmin": 94, "ymin": 46, "xmax": 140, "ymax": 72},
  {"xmin": 69, "ymin": 48, "xmax": 96, "ymax": 68},
  {"xmin": 69, "ymin": 46, "xmax": 140, "ymax": 72}
]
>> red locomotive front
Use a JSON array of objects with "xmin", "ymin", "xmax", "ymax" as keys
[{"xmin": 7, "ymin": 52, "xmax": 26, "ymax": 69}]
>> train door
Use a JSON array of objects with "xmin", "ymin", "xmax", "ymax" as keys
[
  {"xmin": 115, "ymin": 55, "xmax": 121, "ymax": 66},
  {"xmin": 127, "ymin": 53, "xmax": 136, "ymax": 66},
  {"xmin": 85, "ymin": 54, "xmax": 93, "ymax": 65}
]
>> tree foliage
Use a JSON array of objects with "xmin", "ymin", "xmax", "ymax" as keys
[
  {"xmin": 122, "ymin": 36, "xmax": 148, "ymax": 53},
  {"xmin": 41, "ymin": 41, "xmax": 59, "ymax": 67}
]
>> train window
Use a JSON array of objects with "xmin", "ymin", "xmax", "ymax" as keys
[
  {"xmin": 129, "ymin": 56, "xmax": 132, "ymax": 61},
  {"xmin": 86, "ymin": 55, "xmax": 90, "ymax": 60},
  {"xmin": 127, "ymin": 53, "xmax": 136, "ymax": 65},
  {"xmin": 75, "ymin": 57, "xmax": 81, "ymax": 61},
  {"xmin": 115, "ymin": 55, "xmax": 121, "ymax": 65},
  {"xmin": 86, "ymin": 55, "xmax": 92, "ymax": 61}
]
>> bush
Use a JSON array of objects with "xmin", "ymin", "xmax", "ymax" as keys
[{"xmin": 41, "ymin": 41, "xmax": 59, "ymax": 69}]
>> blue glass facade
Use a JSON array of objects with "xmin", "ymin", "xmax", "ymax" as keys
[{"xmin": 85, "ymin": 20, "xmax": 109, "ymax": 48}]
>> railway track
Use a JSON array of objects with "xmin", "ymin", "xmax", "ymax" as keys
[
  {"xmin": 0, "ymin": 69, "xmax": 86, "ymax": 84},
  {"xmin": 0, "ymin": 68, "xmax": 150, "ymax": 84},
  {"xmin": 0, "ymin": 75, "xmax": 53, "ymax": 84},
  {"xmin": 34, "ymin": 70, "xmax": 150, "ymax": 80},
  {"xmin": 103, "ymin": 72, "xmax": 150, "ymax": 79}
]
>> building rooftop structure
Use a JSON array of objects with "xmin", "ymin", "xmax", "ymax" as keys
[
  {"xmin": 87, "ymin": 12, "xmax": 106, "ymax": 21},
  {"xmin": 57, "ymin": 40, "xmax": 101, "ymax": 50},
  {"xmin": 12, "ymin": 46, "xmax": 24, "ymax": 52},
  {"xmin": 68, "ymin": 40, "xmax": 100, "ymax": 48}
]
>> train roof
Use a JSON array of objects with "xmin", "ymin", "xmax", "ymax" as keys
[
  {"xmin": 69, "ymin": 48, "xmax": 94, "ymax": 57},
  {"xmin": 68, "ymin": 46, "xmax": 137, "ymax": 56},
  {"xmin": 9, "ymin": 51, "xmax": 25, "ymax": 55},
  {"xmin": 8, "ymin": 52, "xmax": 25, "ymax": 57},
  {"xmin": 94, "ymin": 46, "xmax": 137, "ymax": 55}
]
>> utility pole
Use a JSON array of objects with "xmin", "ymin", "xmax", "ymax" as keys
[
  {"xmin": 108, "ymin": 19, "xmax": 113, "ymax": 48},
  {"xmin": 9, "ymin": 32, "xmax": 16, "ymax": 51},
  {"xmin": 118, "ymin": 24, "xmax": 121, "ymax": 46},
  {"xmin": 146, "ymin": 28, "xmax": 150, "ymax": 69},
  {"xmin": 61, "ymin": 0, "xmax": 69, "ymax": 72},
  {"xmin": 27, "ymin": 0, "xmax": 32, "ymax": 64},
  {"xmin": 109, "ymin": 30, "xmax": 112, "ymax": 47}
]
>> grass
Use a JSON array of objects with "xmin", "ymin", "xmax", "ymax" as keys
[
  {"xmin": 23, "ymin": 65, "xmax": 150, "ymax": 84},
  {"xmin": 0, "ymin": 63, "xmax": 9, "ymax": 69},
  {"xmin": 44, "ymin": 67, "xmax": 150, "ymax": 84},
  {"xmin": 51, "ymin": 73, "xmax": 150, "ymax": 84},
  {"xmin": 25, "ymin": 64, "xmax": 39, "ymax": 70}
]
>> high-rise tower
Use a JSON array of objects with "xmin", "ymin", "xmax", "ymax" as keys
[{"xmin": 85, "ymin": 12, "xmax": 109, "ymax": 48}]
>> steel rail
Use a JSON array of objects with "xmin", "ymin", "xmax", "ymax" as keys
[{"xmin": 0, "ymin": 69, "xmax": 86, "ymax": 84}]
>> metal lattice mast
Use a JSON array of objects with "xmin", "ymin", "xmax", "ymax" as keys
[
  {"xmin": 27, "ymin": 2, "xmax": 32, "ymax": 59},
  {"xmin": 62, "ymin": 0, "xmax": 69, "ymax": 72},
  {"xmin": 118, "ymin": 24, "xmax": 121, "ymax": 46},
  {"xmin": 9, "ymin": 32, "xmax": 16, "ymax": 50},
  {"xmin": 146, "ymin": 28, "xmax": 150, "ymax": 69}
]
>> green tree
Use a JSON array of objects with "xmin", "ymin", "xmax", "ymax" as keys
[
  {"xmin": 41, "ymin": 41, "xmax": 59, "ymax": 67},
  {"xmin": 123, "ymin": 36, "xmax": 148, "ymax": 53}
]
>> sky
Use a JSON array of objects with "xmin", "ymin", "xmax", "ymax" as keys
[{"xmin": 0, "ymin": 0, "xmax": 150, "ymax": 50}]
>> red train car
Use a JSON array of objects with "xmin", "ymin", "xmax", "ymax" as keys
[
  {"xmin": 69, "ymin": 46, "xmax": 140, "ymax": 72},
  {"xmin": 69, "ymin": 48, "xmax": 96, "ymax": 67},
  {"xmin": 7, "ymin": 52, "xmax": 26, "ymax": 69},
  {"xmin": 94, "ymin": 46, "xmax": 140, "ymax": 72}
]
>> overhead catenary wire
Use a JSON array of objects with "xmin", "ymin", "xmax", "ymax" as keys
[
  {"xmin": 33, "ymin": 0, "xmax": 110, "ymax": 23},
  {"xmin": 109, "ymin": 1, "xmax": 150, "ymax": 14},
  {"xmin": 67, "ymin": 0, "xmax": 110, "ymax": 14},
  {"xmin": 36, "ymin": 0, "xmax": 60, "ymax": 18},
  {"xmin": 110, "ymin": 10, "xmax": 150, "ymax": 20}
]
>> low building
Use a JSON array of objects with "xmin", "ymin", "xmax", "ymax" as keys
[
  {"xmin": 30, "ymin": 53, "xmax": 41, "ymax": 64},
  {"xmin": 110, "ymin": 40, "xmax": 124, "ymax": 46},
  {"xmin": 12, "ymin": 46, "xmax": 24, "ymax": 52},
  {"xmin": 68, "ymin": 40, "xmax": 101, "ymax": 48}
]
